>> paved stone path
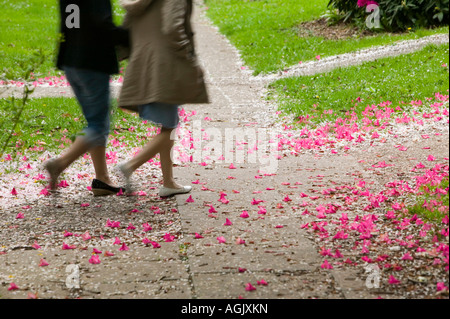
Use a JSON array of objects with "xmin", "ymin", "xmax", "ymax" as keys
[{"xmin": 0, "ymin": 1, "xmax": 448, "ymax": 300}]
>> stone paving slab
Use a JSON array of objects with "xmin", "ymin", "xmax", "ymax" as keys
[
  {"xmin": 0, "ymin": 245, "xmax": 190, "ymax": 299},
  {"xmin": 192, "ymin": 271, "xmax": 341, "ymax": 299},
  {"xmin": 173, "ymin": 150, "xmax": 381, "ymax": 299},
  {"xmin": 1, "ymin": 0, "xmax": 448, "ymax": 300}
]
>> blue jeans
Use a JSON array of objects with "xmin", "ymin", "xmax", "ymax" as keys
[{"xmin": 64, "ymin": 66, "xmax": 111, "ymax": 147}]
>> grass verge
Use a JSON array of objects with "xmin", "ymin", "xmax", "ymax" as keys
[
  {"xmin": 268, "ymin": 44, "xmax": 449, "ymax": 121},
  {"xmin": 0, "ymin": 97, "xmax": 152, "ymax": 159},
  {"xmin": 408, "ymin": 177, "xmax": 449, "ymax": 225}
]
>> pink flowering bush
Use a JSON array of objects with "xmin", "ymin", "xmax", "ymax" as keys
[
  {"xmin": 328, "ymin": 0, "xmax": 449, "ymax": 31},
  {"xmin": 357, "ymin": 0, "xmax": 379, "ymax": 7}
]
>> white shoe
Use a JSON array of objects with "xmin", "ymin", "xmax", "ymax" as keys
[{"xmin": 159, "ymin": 186, "xmax": 192, "ymax": 197}]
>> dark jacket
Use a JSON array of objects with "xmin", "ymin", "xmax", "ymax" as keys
[{"xmin": 57, "ymin": 0, "xmax": 129, "ymax": 75}]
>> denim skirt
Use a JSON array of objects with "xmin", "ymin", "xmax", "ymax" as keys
[{"xmin": 138, "ymin": 103, "xmax": 180, "ymax": 129}]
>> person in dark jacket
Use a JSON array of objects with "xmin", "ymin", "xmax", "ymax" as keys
[{"xmin": 45, "ymin": 0, "xmax": 129, "ymax": 196}]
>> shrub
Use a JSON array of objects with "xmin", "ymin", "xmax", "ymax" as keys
[{"xmin": 328, "ymin": 0, "xmax": 449, "ymax": 31}]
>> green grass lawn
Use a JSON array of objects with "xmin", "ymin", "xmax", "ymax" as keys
[
  {"xmin": 408, "ymin": 177, "xmax": 449, "ymax": 225},
  {"xmin": 0, "ymin": 0, "xmax": 125, "ymax": 80},
  {"xmin": 0, "ymin": 0, "xmax": 59, "ymax": 79},
  {"xmin": 269, "ymin": 44, "xmax": 449, "ymax": 120},
  {"xmin": 204, "ymin": 0, "xmax": 449, "ymax": 74},
  {"xmin": 0, "ymin": 97, "xmax": 149, "ymax": 159}
]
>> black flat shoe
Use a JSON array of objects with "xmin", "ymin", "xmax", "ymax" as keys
[{"xmin": 91, "ymin": 179, "xmax": 126, "ymax": 196}]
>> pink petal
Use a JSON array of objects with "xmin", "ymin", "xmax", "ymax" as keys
[
  {"xmin": 401, "ymin": 252, "xmax": 413, "ymax": 261},
  {"xmin": 142, "ymin": 223, "xmax": 152, "ymax": 232},
  {"xmin": 388, "ymin": 275, "xmax": 401, "ymax": 285},
  {"xmin": 257, "ymin": 207, "xmax": 267, "ymax": 215},
  {"xmin": 194, "ymin": 233, "xmax": 204, "ymax": 239},
  {"xmin": 186, "ymin": 195, "xmax": 195, "ymax": 203},
  {"xmin": 245, "ymin": 283, "xmax": 256, "ymax": 291},
  {"xmin": 321, "ymin": 259, "xmax": 333, "ymax": 269},
  {"xmin": 38, "ymin": 259, "xmax": 49, "ymax": 267},
  {"xmin": 151, "ymin": 241, "xmax": 161, "ymax": 249},
  {"xmin": 39, "ymin": 188, "xmax": 50, "ymax": 196},
  {"xmin": 257, "ymin": 279, "xmax": 268, "ymax": 286},
  {"xmin": 240, "ymin": 211, "xmax": 249, "ymax": 218},
  {"xmin": 89, "ymin": 255, "xmax": 101, "ymax": 264},
  {"xmin": 437, "ymin": 282, "xmax": 448, "ymax": 292},
  {"xmin": 32, "ymin": 241, "xmax": 41, "ymax": 250},
  {"xmin": 81, "ymin": 231, "xmax": 91, "ymax": 241},
  {"xmin": 63, "ymin": 230, "xmax": 73, "ymax": 237},
  {"xmin": 209, "ymin": 206, "xmax": 217, "ymax": 214},
  {"xmin": 27, "ymin": 292, "xmax": 38, "ymax": 299},
  {"xmin": 163, "ymin": 233, "xmax": 175, "ymax": 242},
  {"xmin": 8, "ymin": 282, "xmax": 19, "ymax": 291},
  {"xmin": 62, "ymin": 242, "xmax": 76, "ymax": 250}
]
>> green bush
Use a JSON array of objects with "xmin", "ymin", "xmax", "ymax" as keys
[{"xmin": 328, "ymin": 0, "xmax": 449, "ymax": 31}]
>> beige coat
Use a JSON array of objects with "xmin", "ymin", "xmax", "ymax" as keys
[{"xmin": 118, "ymin": 0, "xmax": 209, "ymax": 111}]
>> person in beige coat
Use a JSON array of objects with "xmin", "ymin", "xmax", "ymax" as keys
[{"xmin": 117, "ymin": 0, "xmax": 209, "ymax": 197}]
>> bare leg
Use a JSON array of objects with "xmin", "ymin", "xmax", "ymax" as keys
[
  {"xmin": 57, "ymin": 136, "xmax": 90, "ymax": 170},
  {"xmin": 45, "ymin": 136, "xmax": 90, "ymax": 189},
  {"xmin": 90, "ymin": 146, "xmax": 115, "ymax": 186},
  {"xmin": 46, "ymin": 137, "xmax": 115, "ymax": 188},
  {"xmin": 122, "ymin": 128, "xmax": 181, "ymax": 189},
  {"xmin": 125, "ymin": 128, "xmax": 168, "ymax": 170},
  {"xmin": 159, "ymin": 129, "xmax": 182, "ymax": 189}
]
